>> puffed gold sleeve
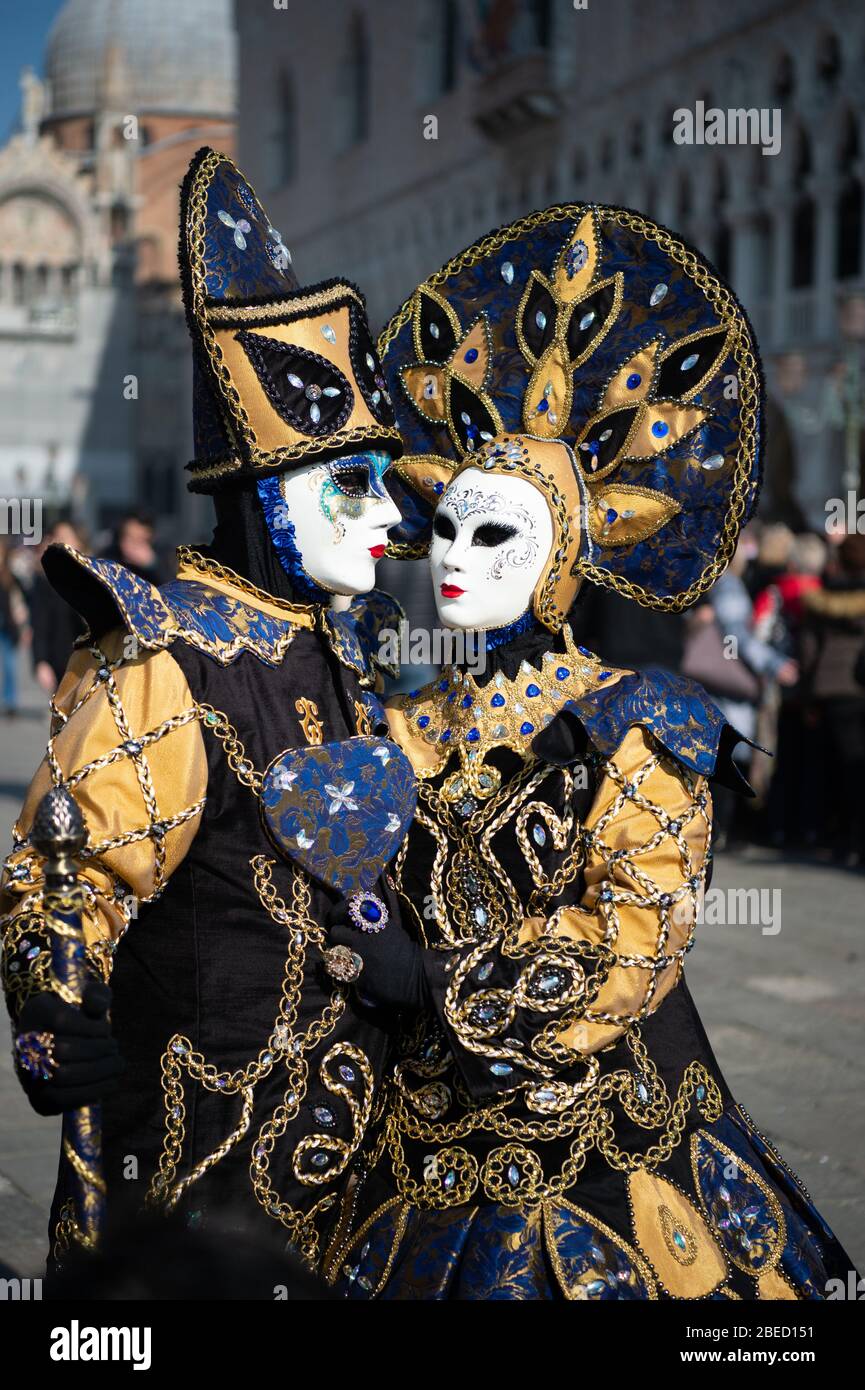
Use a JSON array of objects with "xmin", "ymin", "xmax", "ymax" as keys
[
  {"xmin": 523, "ymin": 723, "xmax": 711, "ymax": 1055},
  {"xmin": 1, "ymin": 630, "xmax": 207, "ymax": 1021},
  {"xmin": 426, "ymin": 724, "xmax": 711, "ymax": 1101}
]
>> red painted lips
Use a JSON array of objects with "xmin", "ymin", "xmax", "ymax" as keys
[
  {"xmin": 440, "ymin": 583, "xmax": 464, "ymax": 598},
  {"xmin": 369, "ymin": 544, "xmax": 386, "ymax": 558}
]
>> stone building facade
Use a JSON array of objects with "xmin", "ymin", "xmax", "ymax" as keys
[
  {"xmin": 0, "ymin": 0, "xmax": 237, "ymax": 541},
  {"xmin": 237, "ymin": 0, "xmax": 864, "ymax": 529}
]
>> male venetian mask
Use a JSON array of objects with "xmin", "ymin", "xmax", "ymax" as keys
[{"xmin": 259, "ymin": 450, "xmax": 400, "ymax": 600}]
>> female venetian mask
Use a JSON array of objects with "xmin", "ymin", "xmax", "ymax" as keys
[
  {"xmin": 430, "ymin": 466, "xmax": 554, "ymax": 631},
  {"xmin": 260, "ymin": 450, "xmax": 400, "ymax": 599}
]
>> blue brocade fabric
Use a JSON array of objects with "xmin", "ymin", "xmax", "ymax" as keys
[
  {"xmin": 51, "ymin": 547, "xmax": 401, "ymax": 681},
  {"xmin": 332, "ymin": 1106, "xmax": 854, "ymax": 1301},
  {"xmin": 200, "ymin": 157, "xmax": 299, "ymax": 303},
  {"xmin": 561, "ymin": 666, "xmax": 743, "ymax": 778},
  {"xmin": 260, "ymin": 737, "xmax": 417, "ymax": 894}
]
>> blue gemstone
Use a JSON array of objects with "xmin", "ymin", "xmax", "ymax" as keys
[
  {"xmin": 605, "ymin": 508, "xmax": 618, "ymax": 524},
  {"xmin": 464, "ymin": 347, "xmax": 479, "ymax": 363},
  {"xmin": 440, "ymin": 730, "xmax": 451, "ymax": 743},
  {"xmin": 417, "ymin": 715, "xmax": 430, "ymax": 729},
  {"xmin": 466, "ymin": 728, "xmax": 479, "ymax": 743},
  {"xmin": 536, "ymin": 398, "xmax": 549, "ymax": 413},
  {"xmin": 491, "ymin": 693, "xmax": 505, "ymax": 707},
  {"xmin": 447, "ymin": 691, "xmax": 456, "ymax": 703},
  {"xmin": 490, "ymin": 1063, "xmax": 513, "ymax": 1077},
  {"xmin": 556, "ymin": 667, "xmax": 570, "ymax": 680},
  {"xmin": 433, "ymin": 481, "xmax": 444, "ymax": 494},
  {"xmin": 626, "ymin": 372, "xmax": 641, "ymax": 389},
  {"xmin": 461, "ymin": 694, "xmax": 473, "ymax": 708},
  {"xmin": 360, "ymin": 898, "xmax": 382, "ymax": 923},
  {"xmin": 520, "ymin": 721, "xmax": 535, "ymax": 735},
  {"xmin": 439, "ymin": 679, "xmax": 449, "ymax": 691},
  {"xmin": 651, "ymin": 420, "xmax": 669, "ymax": 438},
  {"xmin": 409, "ymin": 689, "xmax": 420, "ymax": 698},
  {"xmin": 587, "ymin": 439, "xmax": 600, "ymax": 454},
  {"xmin": 526, "ymin": 683, "xmax": 541, "ymax": 697},
  {"xmin": 578, "ymin": 646, "xmax": 592, "ymax": 657},
  {"xmin": 599, "ymin": 670, "xmax": 611, "ymax": 680}
]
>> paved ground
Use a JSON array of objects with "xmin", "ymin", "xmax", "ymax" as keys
[{"xmin": 0, "ymin": 657, "xmax": 863, "ymax": 1280}]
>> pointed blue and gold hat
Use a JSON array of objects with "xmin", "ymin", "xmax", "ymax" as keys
[
  {"xmin": 379, "ymin": 204, "xmax": 763, "ymax": 622},
  {"xmin": 180, "ymin": 147, "xmax": 402, "ymax": 493}
]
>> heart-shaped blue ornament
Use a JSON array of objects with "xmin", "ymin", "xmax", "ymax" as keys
[{"xmin": 261, "ymin": 736, "xmax": 417, "ymax": 895}]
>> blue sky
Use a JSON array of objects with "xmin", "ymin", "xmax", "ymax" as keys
[{"xmin": 0, "ymin": 1, "xmax": 66, "ymax": 143}]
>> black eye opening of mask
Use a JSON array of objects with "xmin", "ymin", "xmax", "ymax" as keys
[{"xmin": 328, "ymin": 458, "xmax": 372, "ymax": 498}]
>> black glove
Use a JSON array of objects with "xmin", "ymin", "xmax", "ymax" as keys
[
  {"xmin": 327, "ymin": 892, "xmax": 428, "ymax": 1012},
  {"xmin": 14, "ymin": 981, "xmax": 125, "ymax": 1116}
]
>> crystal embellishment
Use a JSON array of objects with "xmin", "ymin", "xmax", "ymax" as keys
[{"xmin": 649, "ymin": 283, "xmax": 668, "ymax": 306}]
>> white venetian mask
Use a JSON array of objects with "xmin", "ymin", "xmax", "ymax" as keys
[
  {"xmin": 430, "ymin": 467, "xmax": 553, "ymax": 630},
  {"xmin": 277, "ymin": 451, "xmax": 400, "ymax": 596}
]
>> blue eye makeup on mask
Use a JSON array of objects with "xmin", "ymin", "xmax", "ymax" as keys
[{"xmin": 326, "ymin": 450, "xmax": 391, "ymax": 501}]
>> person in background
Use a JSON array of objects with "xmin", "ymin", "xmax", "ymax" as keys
[
  {"xmin": 744, "ymin": 521, "xmax": 795, "ymax": 599},
  {"xmin": 800, "ymin": 534, "xmax": 865, "ymax": 869},
  {"xmin": 755, "ymin": 533, "xmax": 827, "ymax": 851},
  {"xmin": 100, "ymin": 511, "xmax": 160, "ymax": 584},
  {"xmin": 683, "ymin": 539, "xmax": 798, "ymax": 849},
  {"xmin": 0, "ymin": 541, "xmax": 29, "ymax": 717},
  {"xmin": 29, "ymin": 519, "xmax": 88, "ymax": 697}
]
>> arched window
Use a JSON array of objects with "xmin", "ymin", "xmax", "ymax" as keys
[
  {"xmin": 336, "ymin": 13, "xmax": 370, "ymax": 150},
  {"xmin": 790, "ymin": 127, "xmax": 815, "ymax": 288},
  {"xmin": 12, "ymin": 263, "xmax": 27, "ymax": 306},
  {"xmin": 791, "ymin": 199, "xmax": 815, "ymax": 288},
  {"xmin": 676, "ymin": 172, "xmax": 692, "ymax": 232},
  {"xmin": 836, "ymin": 108, "xmax": 860, "ymax": 171},
  {"xmin": 712, "ymin": 164, "xmax": 731, "ymax": 279},
  {"xmin": 417, "ymin": 0, "xmax": 460, "ymax": 101},
  {"xmin": 772, "ymin": 52, "xmax": 795, "ymax": 104},
  {"xmin": 265, "ymin": 70, "xmax": 297, "ymax": 189},
  {"xmin": 835, "ymin": 111, "xmax": 861, "ymax": 280},
  {"xmin": 816, "ymin": 31, "xmax": 841, "ymax": 87},
  {"xmin": 836, "ymin": 179, "xmax": 862, "ymax": 280}
]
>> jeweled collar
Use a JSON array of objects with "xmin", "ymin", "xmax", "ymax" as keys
[{"xmin": 387, "ymin": 625, "xmax": 627, "ymax": 800}]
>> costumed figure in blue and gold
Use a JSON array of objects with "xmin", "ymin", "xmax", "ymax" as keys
[
  {"xmin": 321, "ymin": 205, "xmax": 857, "ymax": 1299},
  {"xmin": 0, "ymin": 148, "xmax": 414, "ymax": 1269}
]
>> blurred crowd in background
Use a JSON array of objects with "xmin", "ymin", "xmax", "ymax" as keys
[
  {"xmin": 570, "ymin": 520, "xmax": 865, "ymax": 869},
  {"xmin": 2, "ymin": 514, "xmax": 865, "ymax": 870},
  {"xmin": 0, "ymin": 511, "xmax": 159, "ymax": 710}
]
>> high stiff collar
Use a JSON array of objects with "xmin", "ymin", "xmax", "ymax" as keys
[{"xmin": 387, "ymin": 624, "xmax": 626, "ymax": 801}]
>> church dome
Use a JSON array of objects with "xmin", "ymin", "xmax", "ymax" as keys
[{"xmin": 45, "ymin": 0, "xmax": 236, "ymax": 120}]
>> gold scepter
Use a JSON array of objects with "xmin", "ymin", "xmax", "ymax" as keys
[{"xmin": 30, "ymin": 785, "xmax": 106, "ymax": 1248}]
